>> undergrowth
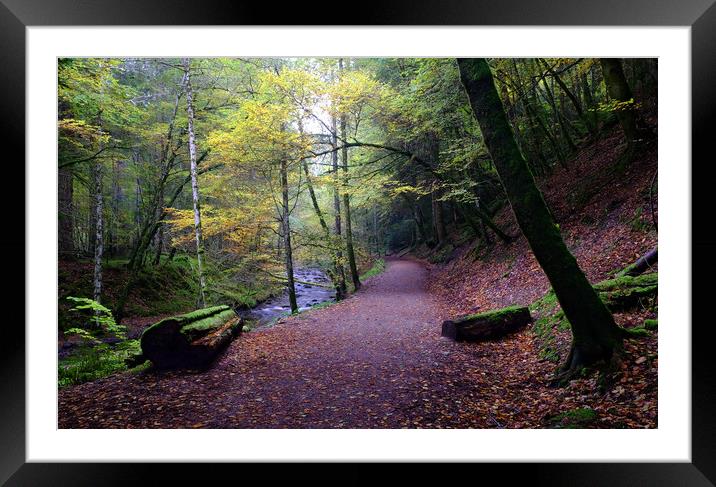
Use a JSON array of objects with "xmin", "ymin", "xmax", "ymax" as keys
[
  {"xmin": 360, "ymin": 258, "xmax": 385, "ymax": 281},
  {"xmin": 58, "ymin": 340, "xmax": 147, "ymax": 388}
]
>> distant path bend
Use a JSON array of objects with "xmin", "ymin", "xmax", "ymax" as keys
[{"xmin": 59, "ymin": 258, "xmax": 489, "ymax": 428}]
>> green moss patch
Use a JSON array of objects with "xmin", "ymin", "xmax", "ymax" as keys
[
  {"xmin": 360, "ymin": 258, "xmax": 386, "ymax": 281},
  {"xmin": 595, "ymin": 272, "xmax": 657, "ymax": 312},
  {"xmin": 454, "ymin": 305, "xmax": 526, "ymax": 324},
  {"xmin": 545, "ymin": 407, "xmax": 598, "ymax": 428},
  {"xmin": 529, "ymin": 290, "xmax": 568, "ymax": 362},
  {"xmin": 593, "ymin": 272, "xmax": 657, "ymax": 292},
  {"xmin": 142, "ymin": 305, "xmax": 229, "ymax": 337},
  {"xmin": 643, "ymin": 318, "xmax": 658, "ymax": 330},
  {"xmin": 180, "ymin": 309, "xmax": 238, "ymax": 341}
]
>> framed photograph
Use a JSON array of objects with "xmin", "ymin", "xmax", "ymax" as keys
[{"xmin": 4, "ymin": 0, "xmax": 714, "ymax": 484}]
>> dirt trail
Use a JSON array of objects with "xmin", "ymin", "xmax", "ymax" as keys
[{"xmin": 59, "ymin": 258, "xmax": 495, "ymax": 428}]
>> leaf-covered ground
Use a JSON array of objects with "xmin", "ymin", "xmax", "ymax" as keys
[
  {"xmin": 427, "ymin": 130, "xmax": 658, "ymax": 429},
  {"xmin": 58, "ymin": 259, "xmax": 470, "ymax": 428},
  {"xmin": 59, "ymin": 257, "xmax": 655, "ymax": 429}
]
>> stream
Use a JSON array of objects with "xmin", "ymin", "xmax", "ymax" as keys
[{"xmin": 237, "ymin": 267, "xmax": 336, "ymax": 326}]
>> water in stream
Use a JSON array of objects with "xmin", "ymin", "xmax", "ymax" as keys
[{"xmin": 237, "ymin": 267, "xmax": 336, "ymax": 326}]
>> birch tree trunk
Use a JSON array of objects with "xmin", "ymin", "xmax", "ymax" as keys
[
  {"xmin": 458, "ymin": 58, "xmax": 622, "ymax": 377},
  {"xmin": 92, "ymin": 143, "xmax": 104, "ymax": 310},
  {"xmin": 92, "ymin": 67, "xmax": 106, "ymax": 314},
  {"xmin": 182, "ymin": 58, "xmax": 207, "ymax": 308}
]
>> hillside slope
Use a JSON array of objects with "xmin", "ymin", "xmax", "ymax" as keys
[{"xmin": 425, "ymin": 129, "xmax": 658, "ymax": 428}]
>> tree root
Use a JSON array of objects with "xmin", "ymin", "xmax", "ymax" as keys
[{"xmin": 550, "ymin": 343, "xmax": 622, "ymax": 388}]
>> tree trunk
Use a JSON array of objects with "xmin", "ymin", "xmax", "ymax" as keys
[
  {"xmin": 58, "ymin": 165, "xmax": 74, "ymax": 259},
  {"xmin": 331, "ymin": 115, "xmax": 347, "ymax": 296},
  {"xmin": 339, "ymin": 59, "xmax": 361, "ymax": 291},
  {"xmin": 280, "ymin": 157, "xmax": 298, "ymax": 313},
  {"xmin": 373, "ymin": 205, "xmax": 381, "ymax": 256},
  {"xmin": 183, "ymin": 58, "xmax": 207, "ymax": 308},
  {"xmin": 153, "ymin": 222, "xmax": 164, "ymax": 265},
  {"xmin": 542, "ymin": 75, "xmax": 578, "ymax": 152},
  {"xmin": 92, "ymin": 82, "xmax": 105, "ymax": 314},
  {"xmin": 114, "ymin": 93, "xmax": 198, "ymax": 323},
  {"xmin": 91, "ymin": 152, "xmax": 104, "ymax": 309},
  {"xmin": 580, "ymin": 71, "xmax": 599, "ymax": 135},
  {"xmin": 542, "ymin": 59, "xmax": 595, "ymax": 136},
  {"xmin": 458, "ymin": 58, "xmax": 622, "ymax": 374},
  {"xmin": 302, "ymin": 160, "xmax": 345, "ymax": 301},
  {"xmin": 600, "ymin": 58, "xmax": 639, "ymax": 160},
  {"xmin": 526, "ymin": 89, "xmax": 566, "ymax": 169},
  {"xmin": 431, "ymin": 182, "xmax": 447, "ymax": 246}
]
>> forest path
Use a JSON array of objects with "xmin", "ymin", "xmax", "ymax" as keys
[{"xmin": 59, "ymin": 257, "xmax": 499, "ymax": 428}]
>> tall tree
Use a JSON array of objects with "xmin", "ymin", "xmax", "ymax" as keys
[
  {"xmin": 280, "ymin": 155, "xmax": 298, "ymax": 313},
  {"xmin": 600, "ymin": 58, "xmax": 639, "ymax": 160},
  {"xmin": 457, "ymin": 58, "xmax": 623, "ymax": 375},
  {"xmin": 92, "ymin": 63, "xmax": 107, "ymax": 313},
  {"xmin": 339, "ymin": 58, "xmax": 361, "ymax": 291},
  {"xmin": 92, "ymin": 115, "xmax": 104, "ymax": 311},
  {"xmin": 58, "ymin": 165, "xmax": 74, "ymax": 258},
  {"xmin": 182, "ymin": 58, "xmax": 208, "ymax": 308},
  {"xmin": 331, "ymin": 114, "xmax": 348, "ymax": 297}
]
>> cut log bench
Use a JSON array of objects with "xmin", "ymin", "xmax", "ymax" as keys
[
  {"xmin": 139, "ymin": 305, "xmax": 242, "ymax": 368},
  {"xmin": 441, "ymin": 305, "xmax": 532, "ymax": 342}
]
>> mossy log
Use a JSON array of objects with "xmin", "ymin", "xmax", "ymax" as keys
[
  {"xmin": 617, "ymin": 247, "xmax": 658, "ymax": 277},
  {"xmin": 594, "ymin": 272, "xmax": 657, "ymax": 312},
  {"xmin": 140, "ymin": 305, "xmax": 242, "ymax": 368},
  {"xmin": 441, "ymin": 305, "xmax": 532, "ymax": 342}
]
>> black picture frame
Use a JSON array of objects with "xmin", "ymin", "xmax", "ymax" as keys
[{"xmin": 3, "ymin": 0, "xmax": 714, "ymax": 484}]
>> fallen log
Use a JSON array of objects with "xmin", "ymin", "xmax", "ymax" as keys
[
  {"xmin": 594, "ymin": 272, "xmax": 657, "ymax": 312},
  {"xmin": 617, "ymin": 247, "xmax": 658, "ymax": 277},
  {"xmin": 140, "ymin": 305, "xmax": 242, "ymax": 368},
  {"xmin": 441, "ymin": 305, "xmax": 532, "ymax": 342}
]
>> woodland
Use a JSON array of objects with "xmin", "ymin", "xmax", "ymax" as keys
[{"xmin": 58, "ymin": 57, "xmax": 658, "ymax": 429}]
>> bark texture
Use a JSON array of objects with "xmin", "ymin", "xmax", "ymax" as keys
[
  {"xmin": 58, "ymin": 165, "xmax": 75, "ymax": 258},
  {"xmin": 183, "ymin": 58, "xmax": 207, "ymax": 308},
  {"xmin": 600, "ymin": 58, "xmax": 639, "ymax": 157},
  {"xmin": 331, "ymin": 115, "xmax": 348, "ymax": 296},
  {"xmin": 339, "ymin": 58, "xmax": 361, "ymax": 291},
  {"xmin": 280, "ymin": 156, "xmax": 298, "ymax": 313}
]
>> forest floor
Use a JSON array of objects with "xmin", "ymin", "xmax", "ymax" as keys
[
  {"xmin": 425, "ymin": 128, "xmax": 658, "ymax": 428},
  {"xmin": 58, "ymin": 127, "xmax": 658, "ymax": 429},
  {"xmin": 58, "ymin": 256, "xmax": 654, "ymax": 428},
  {"xmin": 60, "ymin": 257, "xmax": 485, "ymax": 428}
]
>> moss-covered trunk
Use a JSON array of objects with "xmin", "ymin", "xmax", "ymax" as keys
[
  {"xmin": 600, "ymin": 58, "xmax": 639, "ymax": 159},
  {"xmin": 457, "ymin": 58, "xmax": 623, "ymax": 372},
  {"xmin": 331, "ymin": 115, "xmax": 348, "ymax": 297},
  {"xmin": 280, "ymin": 157, "xmax": 298, "ymax": 314}
]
